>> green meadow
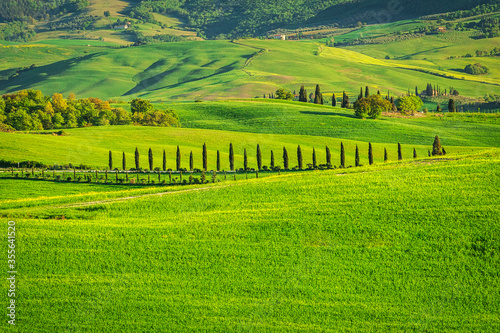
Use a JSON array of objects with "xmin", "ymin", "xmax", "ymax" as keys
[
  {"xmin": 1, "ymin": 34, "xmax": 499, "ymax": 101},
  {"xmin": 1, "ymin": 151, "xmax": 499, "ymax": 331}
]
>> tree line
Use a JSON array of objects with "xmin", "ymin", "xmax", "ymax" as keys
[
  {"xmin": 0, "ymin": 90, "xmax": 179, "ymax": 131},
  {"xmin": 110, "ymin": 138, "xmax": 446, "ymax": 174}
]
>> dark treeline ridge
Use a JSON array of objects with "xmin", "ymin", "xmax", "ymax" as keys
[
  {"xmin": 126, "ymin": 0, "xmax": 490, "ymax": 39},
  {"xmin": 0, "ymin": 90, "xmax": 179, "ymax": 131},
  {"xmin": 0, "ymin": 0, "xmax": 89, "ymax": 22}
]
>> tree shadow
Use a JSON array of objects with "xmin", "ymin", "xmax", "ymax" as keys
[{"xmin": 300, "ymin": 111, "xmax": 358, "ymax": 119}]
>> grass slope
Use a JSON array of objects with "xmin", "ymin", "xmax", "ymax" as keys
[
  {"xmin": 1, "ymin": 35, "xmax": 499, "ymax": 100},
  {"xmin": 1, "ymin": 101, "xmax": 498, "ymax": 169},
  {"xmin": 1, "ymin": 151, "xmax": 499, "ymax": 331}
]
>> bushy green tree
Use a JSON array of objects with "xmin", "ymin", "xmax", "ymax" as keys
[
  {"xmin": 448, "ymin": 99, "xmax": 456, "ymax": 113},
  {"xmin": 354, "ymin": 94, "xmax": 391, "ymax": 119},
  {"xmin": 396, "ymin": 95, "xmax": 423, "ymax": 114},
  {"xmin": 432, "ymin": 135, "xmax": 443, "ymax": 156},
  {"xmin": 276, "ymin": 88, "xmax": 294, "ymax": 100}
]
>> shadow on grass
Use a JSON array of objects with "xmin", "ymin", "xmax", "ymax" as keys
[
  {"xmin": 0, "ymin": 53, "xmax": 105, "ymax": 93},
  {"xmin": 300, "ymin": 110, "xmax": 358, "ymax": 119}
]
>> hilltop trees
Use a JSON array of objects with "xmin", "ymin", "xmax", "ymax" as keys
[
  {"xmin": 314, "ymin": 85, "xmax": 323, "ymax": 104},
  {"xmin": 354, "ymin": 94, "xmax": 391, "ymax": 119},
  {"xmin": 432, "ymin": 135, "xmax": 443, "ymax": 156},
  {"xmin": 448, "ymin": 99, "xmax": 456, "ymax": 112},
  {"xmin": 396, "ymin": 95, "xmax": 423, "ymax": 114},
  {"xmin": 341, "ymin": 91, "xmax": 349, "ymax": 108},
  {"xmin": 299, "ymin": 85, "xmax": 308, "ymax": 102}
]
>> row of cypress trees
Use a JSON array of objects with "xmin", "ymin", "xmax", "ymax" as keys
[{"xmin": 108, "ymin": 141, "xmax": 439, "ymax": 171}]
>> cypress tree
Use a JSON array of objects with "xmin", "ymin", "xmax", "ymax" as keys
[
  {"xmin": 190, "ymin": 151, "xmax": 194, "ymax": 171},
  {"xmin": 442, "ymin": 147, "xmax": 447, "ymax": 155},
  {"xmin": 297, "ymin": 145, "xmax": 303, "ymax": 169},
  {"xmin": 341, "ymin": 91, "xmax": 349, "ymax": 108},
  {"xmin": 270, "ymin": 150, "xmax": 275, "ymax": 169},
  {"xmin": 244, "ymin": 149, "xmax": 248, "ymax": 171},
  {"xmin": 340, "ymin": 142, "xmax": 345, "ymax": 168},
  {"xmin": 368, "ymin": 142, "xmax": 373, "ymax": 165},
  {"xmin": 109, "ymin": 151, "xmax": 113, "ymax": 170},
  {"xmin": 314, "ymin": 84, "xmax": 322, "ymax": 104},
  {"xmin": 428, "ymin": 150, "xmax": 431, "ymax": 157},
  {"xmin": 413, "ymin": 148, "xmax": 417, "ymax": 158},
  {"xmin": 432, "ymin": 135, "xmax": 443, "ymax": 156},
  {"xmin": 299, "ymin": 85, "xmax": 308, "ymax": 102},
  {"xmin": 163, "ymin": 149, "xmax": 166, "ymax": 171},
  {"xmin": 229, "ymin": 143, "xmax": 234, "ymax": 171},
  {"xmin": 365, "ymin": 86, "xmax": 369, "ymax": 98},
  {"xmin": 436, "ymin": 104, "xmax": 442, "ymax": 112},
  {"xmin": 217, "ymin": 150, "xmax": 220, "ymax": 172},
  {"xmin": 398, "ymin": 143, "xmax": 402, "ymax": 160},
  {"xmin": 176, "ymin": 146, "xmax": 181, "ymax": 171},
  {"xmin": 384, "ymin": 148, "xmax": 388, "ymax": 162},
  {"xmin": 202, "ymin": 143, "xmax": 207, "ymax": 171},
  {"xmin": 355, "ymin": 145, "xmax": 360, "ymax": 167},
  {"xmin": 135, "ymin": 147, "xmax": 139, "ymax": 170},
  {"xmin": 122, "ymin": 151, "xmax": 126, "ymax": 171},
  {"xmin": 377, "ymin": 90, "xmax": 381, "ymax": 95},
  {"xmin": 448, "ymin": 99, "xmax": 456, "ymax": 112},
  {"xmin": 358, "ymin": 87, "xmax": 363, "ymax": 100},
  {"xmin": 283, "ymin": 147, "xmax": 289, "ymax": 170},
  {"xmin": 312, "ymin": 148, "xmax": 317, "ymax": 168},
  {"xmin": 415, "ymin": 86, "xmax": 418, "ymax": 96},
  {"xmin": 148, "ymin": 148, "xmax": 153, "ymax": 171},
  {"xmin": 326, "ymin": 145, "xmax": 331, "ymax": 166},
  {"xmin": 331, "ymin": 93, "xmax": 336, "ymax": 107},
  {"xmin": 257, "ymin": 144, "xmax": 262, "ymax": 170}
]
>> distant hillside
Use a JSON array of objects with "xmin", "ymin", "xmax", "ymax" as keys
[
  {"xmin": 127, "ymin": 0, "xmax": 495, "ymax": 38},
  {"xmin": 0, "ymin": 0, "xmax": 89, "ymax": 22}
]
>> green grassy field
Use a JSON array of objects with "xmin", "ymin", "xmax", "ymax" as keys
[
  {"xmin": 1, "ymin": 150, "xmax": 499, "ymax": 331},
  {"xmin": 1, "ymin": 34, "xmax": 499, "ymax": 101},
  {"xmin": 1, "ymin": 100, "xmax": 498, "ymax": 169}
]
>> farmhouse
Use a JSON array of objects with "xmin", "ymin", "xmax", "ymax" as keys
[
  {"xmin": 436, "ymin": 27, "xmax": 447, "ymax": 33},
  {"xmin": 114, "ymin": 22, "xmax": 131, "ymax": 30}
]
